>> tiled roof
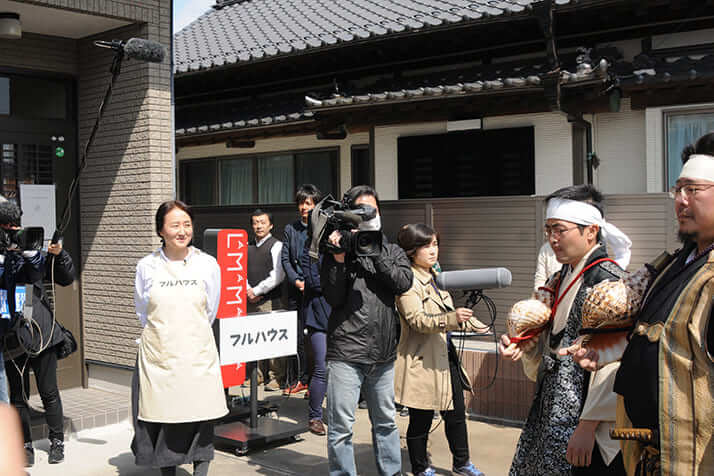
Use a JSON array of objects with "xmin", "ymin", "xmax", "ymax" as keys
[
  {"xmin": 175, "ymin": 0, "xmax": 580, "ymax": 74},
  {"xmin": 176, "ymin": 111, "xmax": 314, "ymax": 137},
  {"xmin": 176, "ymin": 48, "xmax": 613, "ymax": 138},
  {"xmin": 305, "ymin": 49, "xmax": 612, "ymax": 108},
  {"xmin": 614, "ymin": 53, "xmax": 714, "ymax": 87}
]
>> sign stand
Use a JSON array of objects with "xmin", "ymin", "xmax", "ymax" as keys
[{"xmin": 204, "ymin": 229, "xmax": 307, "ymax": 456}]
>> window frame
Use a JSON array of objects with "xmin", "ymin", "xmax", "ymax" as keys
[
  {"xmin": 179, "ymin": 146, "xmax": 340, "ymax": 206},
  {"xmin": 663, "ymin": 107, "xmax": 714, "ymax": 191},
  {"xmin": 350, "ymin": 144, "xmax": 374, "ymax": 188}
]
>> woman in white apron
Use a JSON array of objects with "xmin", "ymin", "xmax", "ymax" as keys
[{"xmin": 132, "ymin": 200, "xmax": 228, "ymax": 476}]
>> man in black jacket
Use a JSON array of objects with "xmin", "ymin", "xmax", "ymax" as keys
[
  {"xmin": 281, "ymin": 184, "xmax": 321, "ymax": 394},
  {"xmin": 0, "ymin": 199, "xmax": 76, "ymax": 466},
  {"xmin": 321, "ymin": 185, "xmax": 413, "ymax": 476}
]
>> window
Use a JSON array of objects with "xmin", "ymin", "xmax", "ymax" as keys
[
  {"xmin": 351, "ymin": 145, "xmax": 373, "ymax": 187},
  {"xmin": 182, "ymin": 159, "xmax": 217, "ymax": 206},
  {"xmin": 180, "ymin": 148, "xmax": 339, "ymax": 206},
  {"xmin": 666, "ymin": 110, "xmax": 714, "ymax": 189},
  {"xmin": 0, "ymin": 75, "xmax": 68, "ymax": 119},
  {"xmin": 397, "ymin": 127, "xmax": 534, "ymax": 199}
]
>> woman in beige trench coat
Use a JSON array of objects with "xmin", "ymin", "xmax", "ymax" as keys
[{"xmin": 395, "ymin": 224, "xmax": 488, "ymax": 476}]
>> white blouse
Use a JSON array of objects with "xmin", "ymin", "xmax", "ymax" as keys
[{"xmin": 134, "ymin": 246, "xmax": 221, "ymax": 327}]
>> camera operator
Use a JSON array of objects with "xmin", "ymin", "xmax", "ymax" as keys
[
  {"xmin": 0, "ymin": 199, "xmax": 76, "ymax": 466},
  {"xmin": 320, "ymin": 185, "xmax": 413, "ymax": 476}
]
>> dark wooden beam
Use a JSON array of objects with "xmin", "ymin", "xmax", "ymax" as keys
[{"xmin": 629, "ymin": 83, "xmax": 714, "ymax": 108}]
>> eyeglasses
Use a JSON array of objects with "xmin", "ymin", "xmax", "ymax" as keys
[
  {"xmin": 669, "ymin": 183, "xmax": 714, "ymax": 199},
  {"xmin": 543, "ymin": 225, "xmax": 579, "ymax": 239}
]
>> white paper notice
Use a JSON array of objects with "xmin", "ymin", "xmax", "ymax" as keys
[{"xmin": 19, "ymin": 184, "xmax": 56, "ymax": 248}]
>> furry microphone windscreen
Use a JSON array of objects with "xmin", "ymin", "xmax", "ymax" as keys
[
  {"xmin": 0, "ymin": 200, "xmax": 21, "ymax": 227},
  {"xmin": 123, "ymin": 38, "xmax": 166, "ymax": 63}
]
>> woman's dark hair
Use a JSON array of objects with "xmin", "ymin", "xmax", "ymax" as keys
[
  {"xmin": 295, "ymin": 184, "xmax": 322, "ymax": 205},
  {"xmin": 682, "ymin": 131, "xmax": 714, "ymax": 163},
  {"xmin": 155, "ymin": 200, "xmax": 193, "ymax": 238},
  {"xmin": 343, "ymin": 184, "xmax": 380, "ymax": 210},
  {"xmin": 251, "ymin": 208, "xmax": 273, "ymax": 225},
  {"xmin": 397, "ymin": 223, "xmax": 439, "ymax": 259}
]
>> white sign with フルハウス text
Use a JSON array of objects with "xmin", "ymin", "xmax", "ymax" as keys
[{"xmin": 218, "ymin": 310, "xmax": 297, "ymax": 364}]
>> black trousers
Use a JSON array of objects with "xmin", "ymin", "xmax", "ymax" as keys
[
  {"xmin": 406, "ymin": 359, "xmax": 469, "ymax": 474},
  {"xmin": 571, "ymin": 445, "xmax": 626, "ymax": 476},
  {"xmin": 7, "ymin": 348, "xmax": 64, "ymax": 443}
]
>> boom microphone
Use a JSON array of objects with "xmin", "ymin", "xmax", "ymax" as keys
[
  {"xmin": 94, "ymin": 38, "xmax": 166, "ymax": 63},
  {"xmin": 435, "ymin": 268, "xmax": 512, "ymax": 291}
]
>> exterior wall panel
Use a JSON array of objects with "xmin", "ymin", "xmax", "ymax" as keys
[
  {"xmin": 594, "ymin": 99, "xmax": 647, "ymax": 194},
  {"xmin": 0, "ymin": 33, "xmax": 78, "ymax": 75},
  {"xmin": 77, "ymin": 7, "xmax": 172, "ymax": 367}
]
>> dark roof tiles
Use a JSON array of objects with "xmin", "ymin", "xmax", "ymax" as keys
[{"xmin": 175, "ymin": 0, "xmax": 581, "ymax": 73}]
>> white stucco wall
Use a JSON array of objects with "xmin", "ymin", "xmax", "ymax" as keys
[
  {"xmin": 176, "ymin": 131, "xmax": 370, "ymax": 196},
  {"xmin": 592, "ymin": 99, "xmax": 647, "ymax": 194}
]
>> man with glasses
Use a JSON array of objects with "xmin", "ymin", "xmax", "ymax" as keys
[
  {"xmin": 500, "ymin": 184, "xmax": 631, "ymax": 476},
  {"xmin": 565, "ymin": 132, "xmax": 714, "ymax": 475}
]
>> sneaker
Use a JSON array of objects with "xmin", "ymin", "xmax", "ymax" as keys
[
  {"xmin": 358, "ymin": 400, "xmax": 368, "ymax": 409},
  {"xmin": 453, "ymin": 462, "xmax": 485, "ymax": 476},
  {"xmin": 24, "ymin": 443, "xmax": 34, "ymax": 467},
  {"xmin": 48, "ymin": 438, "xmax": 65, "ymax": 464},
  {"xmin": 283, "ymin": 381, "xmax": 308, "ymax": 395},
  {"xmin": 303, "ymin": 389, "xmax": 310, "ymax": 400},
  {"xmin": 416, "ymin": 468, "xmax": 436, "ymax": 476},
  {"xmin": 400, "ymin": 406, "xmax": 409, "ymax": 417},
  {"xmin": 264, "ymin": 380, "xmax": 281, "ymax": 392}
]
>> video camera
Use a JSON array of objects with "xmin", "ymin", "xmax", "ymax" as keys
[
  {"xmin": 307, "ymin": 195, "xmax": 383, "ymax": 258},
  {"xmin": 0, "ymin": 227, "xmax": 44, "ymax": 252}
]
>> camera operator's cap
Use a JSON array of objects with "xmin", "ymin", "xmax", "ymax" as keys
[{"xmin": 0, "ymin": 195, "xmax": 22, "ymax": 227}]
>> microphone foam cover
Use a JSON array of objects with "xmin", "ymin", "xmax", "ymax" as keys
[
  {"xmin": 435, "ymin": 267, "xmax": 512, "ymax": 290},
  {"xmin": 124, "ymin": 38, "xmax": 166, "ymax": 63}
]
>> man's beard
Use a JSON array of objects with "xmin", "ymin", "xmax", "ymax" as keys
[{"xmin": 678, "ymin": 231, "xmax": 696, "ymax": 244}]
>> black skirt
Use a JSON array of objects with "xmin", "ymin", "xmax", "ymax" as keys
[{"xmin": 131, "ymin": 363, "xmax": 216, "ymax": 467}]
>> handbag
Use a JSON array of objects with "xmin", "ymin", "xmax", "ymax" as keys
[{"xmin": 55, "ymin": 322, "xmax": 77, "ymax": 360}]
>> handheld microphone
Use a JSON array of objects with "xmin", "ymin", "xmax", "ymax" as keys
[
  {"xmin": 435, "ymin": 268, "xmax": 512, "ymax": 291},
  {"xmin": 94, "ymin": 38, "xmax": 166, "ymax": 63}
]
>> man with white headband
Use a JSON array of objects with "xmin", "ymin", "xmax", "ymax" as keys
[
  {"xmin": 500, "ymin": 184, "xmax": 629, "ymax": 476},
  {"xmin": 567, "ymin": 133, "xmax": 714, "ymax": 476}
]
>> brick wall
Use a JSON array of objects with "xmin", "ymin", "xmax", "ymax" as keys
[{"xmin": 77, "ymin": 2, "xmax": 172, "ymax": 367}]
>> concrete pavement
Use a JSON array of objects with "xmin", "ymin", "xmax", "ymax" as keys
[{"xmin": 26, "ymin": 393, "xmax": 522, "ymax": 476}]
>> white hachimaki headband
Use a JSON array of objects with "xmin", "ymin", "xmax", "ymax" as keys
[
  {"xmin": 546, "ymin": 198, "xmax": 632, "ymax": 269},
  {"xmin": 679, "ymin": 154, "xmax": 714, "ymax": 182}
]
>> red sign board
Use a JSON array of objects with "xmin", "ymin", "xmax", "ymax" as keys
[{"xmin": 215, "ymin": 229, "xmax": 248, "ymax": 387}]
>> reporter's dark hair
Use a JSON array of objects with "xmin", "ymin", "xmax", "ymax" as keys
[
  {"xmin": 251, "ymin": 208, "xmax": 273, "ymax": 225},
  {"xmin": 545, "ymin": 184, "xmax": 604, "ymax": 216},
  {"xmin": 296, "ymin": 184, "xmax": 322, "ymax": 205},
  {"xmin": 155, "ymin": 200, "xmax": 193, "ymax": 238},
  {"xmin": 0, "ymin": 198, "xmax": 21, "ymax": 227},
  {"xmin": 398, "ymin": 224, "xmax": 439, "ymax": 259},
  {"xmin": 682, "ymin": 131, "xmax": 714, "ymax": 163},
  {"xmin": 344, "ymin": 184, "xmax": 380, "ymax": 210}
]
